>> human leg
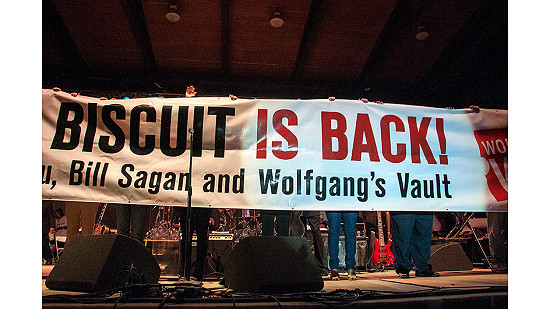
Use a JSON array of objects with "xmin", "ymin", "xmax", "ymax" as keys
[
  {"xmin": 487, "ymin": 212, "xmax": 507, "ymax": 263},
  {"xmin": 390, "ymin": 212, "xmax": 415, "ymax": 275},
  {"xmin": 193, "ymin": 208, "xmax": 212, "ymax": 280},
  {"xmin": 342, "ymin": 212, "xmax": 358, "ymax": 271},
  {"xmin": 275, "ymin": 211, "xmax": 290, "ymax": 236},
  {"xmin": 65, "ymin": 201, "xmax": 82, "ymax": 242},
  {"xmin": 487, "ymin": 212, "xmax": 507, "ymax": 273},
  {"xmin": 260, "ymin": 210, "xmax": 275, "ymax": 236},
  {"xmin": 42, "ymin": 231, "xmax": 54, "ymax": 263},
  {"xmin": 326, "ymin": 211, "xmax": 342, "ymax": 273},
  {"xmin": 79, "ymin": 202, "xmax": 98, "ymax": 236},
  {"xmin": 409, "ymin": 213, "xmax": 435, "ymax": 275},
  {"xmin": 129, "ymin": 205, "xmax": 151, "ymax": 242},
  {"xmin": 304, "ymin": 211, "xmax": 328, "ymax": 274},
  {"xmin": 116, "ymin": 204, "xmax": 132, "ymax": 238}
]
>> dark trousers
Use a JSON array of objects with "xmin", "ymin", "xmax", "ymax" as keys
[
  {"xmin": 116, "ymin": 204, "xmax": 151, "ymax": 243},
  {"xmin": 302, "ymin": 211, "xmax": 328, "ymax": 272},
  {"xmin": 260, "ymin": 210, "xmax": 290, "ymax": 236},
  {"xmin": 178, "ymin": 207, "xmax": 212, "ymax": 278},
  {"xmin": 390, "ymin": 212, "xmax": 433, "ymax": 273},
  {"xmin": 42, "ymin": 232, "xmax": 53, "ymax": 261},
  {"xmin": 487, "ymin": 212, "xmax": 507, "ymax": 263}
]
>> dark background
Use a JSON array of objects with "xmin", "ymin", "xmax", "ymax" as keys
[{"xmin": 42, "ymin": 0, "xmax": 507, "ymax": 110}]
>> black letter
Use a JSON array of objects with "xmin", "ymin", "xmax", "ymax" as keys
[
  {"xmin": 258, "ymin": 169, "xmax": 280, "ymax": 194},
  {"xmin": 69, "ymin": 160, "xmax": 84, "ymax": 185},
  {"xmin": 130, "ymin": 105, "xmax": 156, "ymax": 155},
  {"xmin": 375, "ymin": 178, "xmax": 386, "ymax": 197},
  {"xmin": 82, "ymin": 103, "xmax": 97, "ymax": 152},
  {"xmin": 51, "ymin": 102, "xmax": 84, "ymax": 150},
  {"xmin": 161, "ymin": 106, "xmax": 188, "ymax": 156},
  {"xmin": 208, "ymin": 106, "xmax": 236, "ymax": 157},
  {"xmin": 192, "ymin": 106, "xmax": 204, "ymax": 157},
  {"xmin": 397, "ymin": 173, "xmax": 409, "ymax": 198},
  {"xmin": 118, "ymin": 164, "xmax": 134, "ymax": 188},
  {"xmin": 232, "ymin": 168, "xmax": 245, "ymax": 193},
  {"xmin": 99, "ymin": 104, "xmax": 125, "ymax": 153}
]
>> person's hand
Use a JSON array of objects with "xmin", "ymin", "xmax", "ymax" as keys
[
  {"xmin": 50, "ymin": 228, "xmax": 55, "ymax": 234},
  {"xmin": 185, "ymin": 86, "xmax": 196, "ymax": 98}
]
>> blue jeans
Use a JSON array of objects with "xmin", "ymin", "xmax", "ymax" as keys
[
  {"xmin": 389, "ymin": 212, "xmax": 433, "ymax": 273},
  {"xmin": 326, "ymin": 211, "xmax": 358, "ymax": 270}
]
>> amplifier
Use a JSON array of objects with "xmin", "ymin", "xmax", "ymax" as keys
[{"xmin": 192, "ymin": 232, "xmax": 233, "ymax": 241}]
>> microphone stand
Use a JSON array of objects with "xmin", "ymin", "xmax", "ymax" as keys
[{"xmin": 180, "ymin": 128, "xmax": 194, "ymax": 281}]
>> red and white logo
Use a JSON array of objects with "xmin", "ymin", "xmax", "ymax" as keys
[{"xmin": 473, "ymin": 129, "xmax": 508, "ymax": 202}]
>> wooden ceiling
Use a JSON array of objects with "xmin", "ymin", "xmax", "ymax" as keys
[{"xmin": 42, "ymin": 0, "xmax": 507, "ymax": 109}]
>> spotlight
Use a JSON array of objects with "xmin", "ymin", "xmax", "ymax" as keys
[
  {"xmin": 415, "ymin": 25, "xmax": 429, "ymax": 41},
  {"xmin": 270, "ymin": 11, "xmax": 284, "ymax": 28},
  {"xmin": 166, "ymin": 3, "xmax": 180, "ymax": 23}
]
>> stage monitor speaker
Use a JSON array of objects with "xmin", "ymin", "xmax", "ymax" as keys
[
  {"xmin": 45, "ymin": 234, "xmax": 161, "ymax": 293},
  {"xmin": 222, "ymin": 236, "xmax": 323, "ymax": 294},
  {"xmin": 429, "ymin": 242, "xmax": 473, "ymax": 272}
]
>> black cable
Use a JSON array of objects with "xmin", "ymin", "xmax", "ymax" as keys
[
  {"xmin": 44, "ymin": 279, "xmax": 507, "ymax": 307},
  {"xmin": 157, "ymin": 291, "xmax": 177, "ymax": 309},
  {"xmin": 267, "ymin": 295, "xmax": 282, "ymax": 308},
  {"xmin": 112, "ymin": 291, "xmax": 130, "ymax": 309}
]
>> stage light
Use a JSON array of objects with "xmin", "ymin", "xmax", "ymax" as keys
[
  {"xmin": 166, "ymin": 3, "xmax": 181, "ymax": 23},
  {"xmin": 415, "ymin": 25, "xmax": 429, "ymax": 41},
  {"xmin": 270, "ymin": 11, "xmax": 284, "ymax": 28}
]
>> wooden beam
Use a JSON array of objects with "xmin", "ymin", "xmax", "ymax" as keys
[
  {"xmin": 119, "ymin": 0, "xmax": 157, "ymax": 75},
  {"xmin": 43, "ymin": 0, "xmax": 86, "ymax": 71},
  {"xmin": 292, "ymin": 0, "xmax": 330, "ymax": 81},
  {"xmin": 220, "ymin": 0, "xmax": 230, "ymax": 76},
  {"xmin": 354, "ymin": 0, "xmax": 415, "ymax": 92}
]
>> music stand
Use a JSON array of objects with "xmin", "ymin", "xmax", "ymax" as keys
[{"xmin": 445, "ymin": 212, "xmax": 493, "ymax": 268}]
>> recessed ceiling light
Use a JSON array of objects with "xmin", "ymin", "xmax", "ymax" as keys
[
  {"xmin": 270, "ymin": 11, "xmax": 284, "ymax": 28},
  {"xmin": 166, "ymin": 3, "xmax": 180, "ymax": 22}
]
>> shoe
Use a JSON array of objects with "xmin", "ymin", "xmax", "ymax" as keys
[
  {"xmin": 415, "ymin": 269, "xmax": 440, "ymax": 277},
  {"xmin": 347, "ymin": 269, "xmax": 357, "ymax": 280},
  {"xmin": 395, "ymin": 265, "xmax": 410, "ymax": 279},
  {"xmin": 490, "ymin": 263, "xmax": 507, "ymax": 274},
  {"xmin": 330, "ymin": 269, "xmax": 340, "ymax": 280}
]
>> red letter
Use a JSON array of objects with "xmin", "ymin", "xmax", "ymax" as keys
[
  {"xmin": 321, "ymin": 111, "xmax": 348, "ymax": 160},
  {"xmin": 408, "ymin": 117, "xmax": 436, "ymax": 164},
  {"xmin": 272, "ymin": 109, "xmax": 298, "ymax": 160},
  {"xmin": 351, "ymin": 113, "xmax": 380, "ymax": 161},
  {"xmin": 256, "ymin": 109, "xmax": 268, "ymax": 159},
  {"xmin": 380, "ymin": 115, "xmax": 406, "ymax": 163}
]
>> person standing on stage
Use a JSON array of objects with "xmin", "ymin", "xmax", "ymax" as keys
[
  {"xmin": 42, "ymin": 200, "xmax": 56, "ymax": 265},
  {"xmin": 390, "ymin": 211, "xmax": 440, "ymax": 278},
  {"xmin": 303, "ymin": 211, "xmax": 329, "ymax": 276},
  {"xmin": 326, "ymin": 211, "xmax": 358, "ymax": 280},
  {"xmin": 487, "ymin": 212, "xmax": 507, "ymax": 273},
  {"xmin": 177, "ymin": 207, "xmax": 212, "ymax": 281},
  {"xmin": 65, "ymin": 201, "xmax": 98, "ymax": 242},
  {"xmin": 260, "ymin": 210, "xmax": 291, "ymax": 236},
  {"xmin": 54, "ymin": 208, "xmax": 67, "ymax": 238},
  {"xmin": 116, "ymin": 203, "xmax": 151, "ymax": 243}
]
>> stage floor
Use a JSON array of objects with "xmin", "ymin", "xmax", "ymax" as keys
[{"xmin": 42, "ymin": 265, "xmax": 508, "ymax": 308}]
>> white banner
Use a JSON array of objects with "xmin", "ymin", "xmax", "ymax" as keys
[{"xmin": 42, "ymin": 89, "xmax": 507, "ymax": 211}]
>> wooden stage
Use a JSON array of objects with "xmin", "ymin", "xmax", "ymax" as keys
[{"xmin": 42, "ymin": 265, "xmax": 507, "ymax": 308}]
